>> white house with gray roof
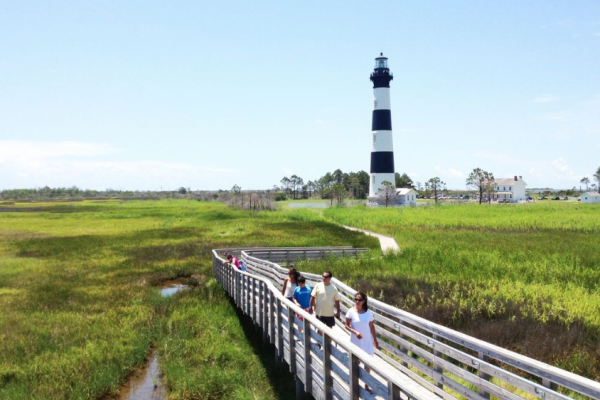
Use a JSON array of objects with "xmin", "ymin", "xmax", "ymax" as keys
[
  {"xmin": 493, "ymin": 176, "xmax": 527, "ymax": 202},
  {"xmin": 581, "ymin": 192, "xmax": 600, "ymax": 204},
  {"xmin": 395, "ymin": 187, "xmax": 418, "ymax": 205}
]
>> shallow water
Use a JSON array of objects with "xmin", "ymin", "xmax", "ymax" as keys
[
  {"xmin": 111, "ymin": 281, "xmax": 189, "ymax": 400},
  {"xmin": 288, "ymin": 203, "xmax": 329, "ymax": 208},
  {"xmin": 114, "ymin": 354, "xmax": 166, "ymax": 400},
  {"xmin": 159, "ymin": 284, "xmax": 188, "ymax": 297}
]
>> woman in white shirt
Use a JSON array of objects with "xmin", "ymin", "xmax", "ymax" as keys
[
  {"xmin": 345, "ymin": 292, "xmax": 379, "ymax": 393},
  {"xmin": 281, "ymin": 267, "xmax": 299, "ymax": 301}
]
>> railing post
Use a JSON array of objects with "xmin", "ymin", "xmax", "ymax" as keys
[
  {"xmin": 242, "ymin": 275, "xmax": 246, "ymax": 314},
  {"xmin": 323, "ymin": 334, "xmax": 333, "ymax": 400},
  {"xmin": 250, "ymin": 278, "xmax": 259, "ymax": 329},
  {"xmin": 244, "ymin": 276, "xmax": 252, "ymax": 318},
  {"xmin": 262, "ymin": 281, "xmax": 269, "ymax": 343},
  {"xmin": 224, "ymin": 263, "xmax": 228, "ymax": 293},
  {"xmin": 542, "ymin": 378, "xmax": 558, "ymax": 392},
  {"xmin": 295, "ymin": 377, "xmax": 307, "ymax": 400},
  {"xmin": 228, "ymin": 264, "xmax": 232, "ymax": 296},
  {"xmin": 277, "ymin": 298, "xmax": 284, "ymax": 363},
  {"xmin": 288, "ymin": 304, "xmax": 296, "ymax": 374},
  {"xmin": 227, "ymin": 264, "xmax": 230, "ymax": 293},
  {"xmin": 302, "ymin": 318, "xmax": 312, "ymax": 394},
  {"xmin": 388, "ymin": 381, "xmax": 401, "ymax": 400},
  {"xmin": 256, "ymin": 279, "xmax": 261, "ymax": 327},
  {"xmin": 235, "ymin": 274, "xmax": 242, "ymax": 308},
  {"xmin": 349, "ymin": 353, "xmax": 359, "ymax": 400},
  {"xmin": 478, "ymin": 351, "xmax": 491, "ymax": 399},
  {"xmin": 269, "ymin": 290, "xmax": 275, "ymax": 345},
  {"xmin": 394, "ymin": 322, "xmax": 409, "ymax": 368},
  {"xmin": 432, "ymin": 334, "xmax": 444, "ymax": 390}
]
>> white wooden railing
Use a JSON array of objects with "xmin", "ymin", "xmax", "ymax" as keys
[{"xmin": 212, "ymin": 248, "xmax": 600, "ymax": 400}]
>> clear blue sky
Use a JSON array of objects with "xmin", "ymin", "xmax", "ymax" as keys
[{"xmin": 1, "ymin": 1, "xmax": 598, "ymax": 191}]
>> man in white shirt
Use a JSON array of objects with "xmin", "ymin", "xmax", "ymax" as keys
[{"xmin": 309, "ymin": 270, "xmax": 341, "ymax": 328}]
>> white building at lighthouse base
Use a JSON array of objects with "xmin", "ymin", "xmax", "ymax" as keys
[{"xmin": 367, "ymin": 186, "xmax": 418, "ymax": 207}]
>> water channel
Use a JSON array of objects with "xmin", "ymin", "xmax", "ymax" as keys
[{"xmin": 111, "ymin": 282, "xmax": 188, "ymax": 400}]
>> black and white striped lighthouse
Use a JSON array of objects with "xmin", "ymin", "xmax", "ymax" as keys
[{"xmin": 369, "ymin": 53, "xmax": 395, "ymax": 197}]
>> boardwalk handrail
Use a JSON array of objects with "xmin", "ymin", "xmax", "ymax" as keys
[{"xmin": 213, "ymin": 247, "xmax": 600, "ymax": 400}]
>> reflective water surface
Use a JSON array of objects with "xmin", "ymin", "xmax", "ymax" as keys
[{"xmin": 114, "ymin": 354, "xmax": 166, "ymax": 400}]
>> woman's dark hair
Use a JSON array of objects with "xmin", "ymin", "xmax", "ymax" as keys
[
  {"xmin": 288, "ymin": 267, "xmax": 300, "ymax": 283},
  {"xmin": 355, "ymin": 292, "xmax": 369, "ymax": 311}
]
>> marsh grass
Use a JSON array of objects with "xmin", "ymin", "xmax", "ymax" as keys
[
  {"xmin": 317, "ymin": 202, "xmax": 600, "ymax": 380},
  {"xmin": 0, "ymin": 200, "xmax": 376, "ymax": 399}
]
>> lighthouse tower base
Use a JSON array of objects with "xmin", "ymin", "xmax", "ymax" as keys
[{"xmin": 367, "ymin": 195, "xmax": 403, "ymax": 208}]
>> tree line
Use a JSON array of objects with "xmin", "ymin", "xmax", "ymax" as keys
[
  {"xmin": 3, "ymin": 166, "xmax": 597, "ymax": 204},
  {"xmin": 276, "ymin": 170, "xmax": 417, "ymax": 201}
]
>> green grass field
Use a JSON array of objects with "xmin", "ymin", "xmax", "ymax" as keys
[
  {"xmin": 0, "ymin": 200, "xmax": 376, "ymax": 400},
  {"xmin": 316, "ymin": 202, "xmax": 600, "ymax": 378},
  {"xmin": 2, "ymin": 199, "xmax": 600, "ymax": 399}
]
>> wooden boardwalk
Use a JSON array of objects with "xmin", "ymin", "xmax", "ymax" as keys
[{"xmin": 213, "ymin": 247, "xmax": 600, "ymax": 400}]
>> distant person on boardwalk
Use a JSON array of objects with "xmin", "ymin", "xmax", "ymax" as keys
[
  {"xmin": 345, "ymin": 291, "xmax": 379, "ymax": 393},
  {"xmin": 224, "ymin": 253, "xmax": 241, "ymax": 270},
  {"xmin": 309, "ymin": 270, "xmax": 341, "ymax": 329},
  {"xmin": 282, "ymin": 267, "xmax": 299, "ymax": 301}
]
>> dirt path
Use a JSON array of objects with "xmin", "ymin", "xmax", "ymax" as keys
[{"xmin": 342, "ymin": 225, "xmax": 400, "ymax": 253}]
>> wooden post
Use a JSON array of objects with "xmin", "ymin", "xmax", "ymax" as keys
[
  {"xmin": 255, "ymin": 279, "xmax": 261, "ymax": 328},
  {"xmin": 349, "ymin": 353, "xmax": 360, "ymax": 400},
  {"xmin": 262, "ymin": 281, "xmax": 269, "ymax": 343},
  {"xmin": 302, "ymin": 318, "xmax": 312, "ymax": 394},
  {"xmin": 478, "ymin": 351, "xmax": 491, "ymax": 399},
  {"xmin": 295, "ymin": 377, "xmax": 306, "ymax": 400},
  {"xmin": 396, "ymin": 322, "xmax": 409, "ymax": 368},
  {"xmin": 542, "ymin": 378, "xmax": 558, "ymax": 392},
  {"xmin": 388, "ymin": 381, "xmax": 401, "ymax": 400},
  {"xmin": 247, "ymin": 276, "xmax": 252, "ymax": 317},
  {"xmin": 269, "ymin": 290, "xmax": 275, "ymax": 345},
  {"xmin": 276, "ymin": 298, "xmax": 284, "ymax": 364},
  {"xmin": 240, "ymin": 274, "xmax": 249, "ymax": 315},
  {"xmin": 288, "ymin": 306, "xmax": 296, "ymax": 374},
  {"xmin": 323, "ymin": 335, "xmax": 333, "ymax": 400},
  {"xmin": 236, "ymin": 271, "xmax": 241, "ymax": 307},
  {"xmin": 252, "ymin": 277, "xmax": 260, "ymax": 329},
  {"xmin": 432, "ymin": 335, "xmax": 443, "ymax": 390}
]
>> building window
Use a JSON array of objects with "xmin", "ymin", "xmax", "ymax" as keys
[{"xmin": 509, "ymin": 187, "xmax": 511, "ymax": 190}]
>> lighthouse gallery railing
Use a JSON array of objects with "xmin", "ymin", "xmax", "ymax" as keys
[{"xmin": 212, "ymin": 248, "xmax": 600, "ymax": 400}]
